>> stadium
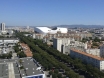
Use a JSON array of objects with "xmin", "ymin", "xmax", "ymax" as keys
[{"xmin": 35, "ymin": 27, "xmax": 68, "ymax": 34}]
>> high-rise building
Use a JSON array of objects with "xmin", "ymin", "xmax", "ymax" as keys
[
  {"xmin": 1, "ymin": 23, "xmax": 5, "ymax": 31},
  {"xmin": 100, "ymin": 44, "xmax": 104, "ymax": 58},
  {"xmin": 27, "ymin": 26, "xmax": 29, "ymax": 29},
  {"xmin": 53, "ymin": 38, "xmax": 70, "ymax": 54}
]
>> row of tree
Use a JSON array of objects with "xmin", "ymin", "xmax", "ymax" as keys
[
  {"xmin": 0, "ymin": 52, "xmax": 12, "ymax": 59},
  {"xmin": 82, "ymin": 37, "xmax": 101, "ymax": 43},
  {"xmin": 14, "ymin": 44, "xmax": 27, "ymax": 58},
  {"xmin": 16, "ymin": 32, "xmax": 80, "ymax": 78},
  {"xmin": 33, "ymin": 39, "xmax": 104, "ymax": 78}
]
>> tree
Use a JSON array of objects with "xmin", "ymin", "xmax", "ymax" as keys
[
  {"xmin": 89, "ymin": 37, "xmax": 92, "ymax": 40},
  {"xmin": 94, "ymin": 37, "xmax": 100, "ymax": 42},
  {"xmin": 57, "ymin": 73, "xmax": 62, "ymax": 78},
  {"xmin": 20, "ymin": 66, "xmax": 24, "ymax": 69},
  {"xmin": 92, "ymin": 42, "xmax": 99, "ymax": 46},
  {"xmin": 49, "ymin": 71, "xmax": 53, "ymax": 75},
  {"xmin": 16, "ymin": 32, "xmax": 104, "ymax": 78},
  {"xmin": 7, "ymin": 53, "xmax": 12, "ymax": 59},
  {"xmin": 54, "ymin": 69, "xmax": 58, "ymax": 74},
  {"xmin": 52, "ymin": 73, "xmax": 57, "ymax": 78},
  {"xmin": 14, "ymin": 45, "xmax": 20, "ymax": 52},
  {"xmin": 19, "ymin": 59, "xmax": 22, "ymax": 64},
  {"xmin": 17, "ymin": 51, "xmax": 26, "ymax": 58}
]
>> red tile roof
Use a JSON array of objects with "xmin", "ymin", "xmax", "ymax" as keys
[{"xmin": 20, "ymin": 43, "xmax": 33, "ymax": 57}]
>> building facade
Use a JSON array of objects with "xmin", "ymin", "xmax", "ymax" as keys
[
  {"xmin": 53, "ymin": 38, "xmax": 70, "ymax": 54},
  {"xmin": 1, "ymin": 23, "xmax": 5, "ymax": 31},
  {"xmin": 0, "ymin": 38, "xmax": 19, "ymax": 43},
  {"xmin": 20, "ymin": 58, "xmax": 46, "ymax": 78},
  {"xmin": 35, "ymin": 27, "xmax": 68, "ymax": 34},
  {"xmin": 32, "ymin": 33, "xmax": 44, "ymax": 39},
  {"xmin": 70, "ymin": 48, "xmax": 104, "ymax": 71},
  {"xmin": 100, "ymin": 44, "xmax": 104, "ymax": 58}
]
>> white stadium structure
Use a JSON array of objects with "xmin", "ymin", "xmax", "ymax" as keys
[{"xmin": 35, "ymin": 27, "xmax": 68, "ymax": 34}]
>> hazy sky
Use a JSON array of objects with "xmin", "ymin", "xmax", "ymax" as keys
[{"xmin": 0, "ymin": 0, "xmax": 104, "ymax": 26}]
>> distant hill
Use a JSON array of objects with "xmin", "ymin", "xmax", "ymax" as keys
[
  {"xmin": 6, "ymin": 25, "xmax": 104, "ymax": 28},
  {"xmin": 52, "ymin": 25, "xmax": 104, "ymax": 28}
]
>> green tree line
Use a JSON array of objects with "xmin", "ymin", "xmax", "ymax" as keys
[
  {"xmin": 16, "ymin": 32, "xmax": 80, "ymax": 78},
  {"xmin": 16, "ymin": 32, "xmax": 104, "ymax": 78}
]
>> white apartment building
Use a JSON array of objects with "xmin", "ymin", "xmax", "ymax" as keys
[
  {"xmin": 53, "ymin": 38, "xmax": 70, "ymax": 54},
  {"xmin": 53, "ymin": 38, "xmax": 88, "ymax": 54},
  {"xmin": 100, "ymin": 44, "xmax": 104, "ymax": 58},
  {"xmin": 70, "ymin": 48, "xmax": 104, "ymax": 71},
  {"xmin": 1, "ymin": 23, "xmax": 5, "ymax": 31},
  {"xmin": 0, "ymin": 38, "xmax": 19, "ymax": 44},
  {"xmin": 1, "ymin": 23, "xmax": 7, "ymax": 34},
  {"xmin": 20, "ymin": 28, "xmax": 34, "ymax": 32},
  {"xmin": 32, "ymin": 33, "xmax": 44, "ymax": 39},
  {"xmin": 70, "ymin": 41, "xmax": 87, "ymax": 49},
  {"xmin": 44, "ymin": 33, "xmax": 81, "ymax": 41}
]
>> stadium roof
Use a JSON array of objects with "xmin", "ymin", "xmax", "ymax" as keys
[{"xmin": 35, "ymin": 27, "xmax": 68, "ymax": 34}]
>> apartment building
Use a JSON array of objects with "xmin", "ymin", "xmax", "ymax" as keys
[
  {"xmin": 70, "ymin": 48, "xmax": 104, "ymax": 71},
  {"xmin": 32, "ymin": 33, "xmax": 44, "ymax": 39},
  {"xmin": 53, "ymin": 37, "xmax": 88, "ymax": 54},
  {"xmin": 17, "ymin": 27, "xmax": 34, "ymax": 33},
  {"xmin": 100, "ymin": 44, "xmax": 104, "ymax": 58},
  {"xmin": 53, "ymin": 38, "xmax": 70, "ymax": 54},
  {"xmin": 0, "ymin": 38, "xmax": 19, "ymax": 43},
  {"xmin": 45, "ymin": 32, "xmax": 81, "ymax": 41}
]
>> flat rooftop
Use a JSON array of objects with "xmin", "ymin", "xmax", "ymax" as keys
[
  {"xmin": 0, "ymin": 59, "xmax": 19, "ymax": 78},
  {"xmin": 19, "ymin": 58, "xmax": 43, "ymax": 77},
  {"xmin": 0, "ymin": 64, "xmax": 8, "ymax": 78},
  {"xmin": 0, "ymin": 57, "xmax": 44, "ymax": 78},
  {"xmin": 71, "ymin": 48, "xmax": 104, "ymax": 61},
  {"xmin": 20, "ymin": 43, "xmax": 33, "ymax": 57}
]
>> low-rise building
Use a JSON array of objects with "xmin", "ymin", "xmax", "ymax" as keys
[
  {"xmin": 20, "ymin": 58, "xmax": 45, "ymax": 78},
  {"xmin": 0, "ymin": 57, "xmax": 46, "ymax": 78},
  {"xmin": 20, "ymin": 43, "xmax": 33, "ymax": 57},
  {"xmin": 0, "ymin": 38, "xmax": 19, "ymax": 44}
]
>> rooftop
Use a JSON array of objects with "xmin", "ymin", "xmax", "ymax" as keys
[
  {"xmin": 0, "ymin": 57, "xmax": 44, "ymax": 78},
  {"xmin": 19, "ymin": 58, "xmax": 43, "ymax": 77},
  {"xmin": 20, "ymin": 43, "xmax": 33, "ymax": 57},
  {"xmin": 0, "ymin": 59, "xmax": 20, "ymax": 78}
]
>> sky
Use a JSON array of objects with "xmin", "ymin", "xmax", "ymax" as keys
[{"xmin": 0, "ymin": 0, "xmax": 104, "ymax": 26}]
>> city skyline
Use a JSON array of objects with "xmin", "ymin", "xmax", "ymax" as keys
[{"xmin": 0, "ymin": 0, "xmax": 104, "ymax": 26}]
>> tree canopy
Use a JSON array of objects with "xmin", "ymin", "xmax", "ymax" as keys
[{"xmin": 15, "ymin": 32, "xmax": 104, "ymax": 78}]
